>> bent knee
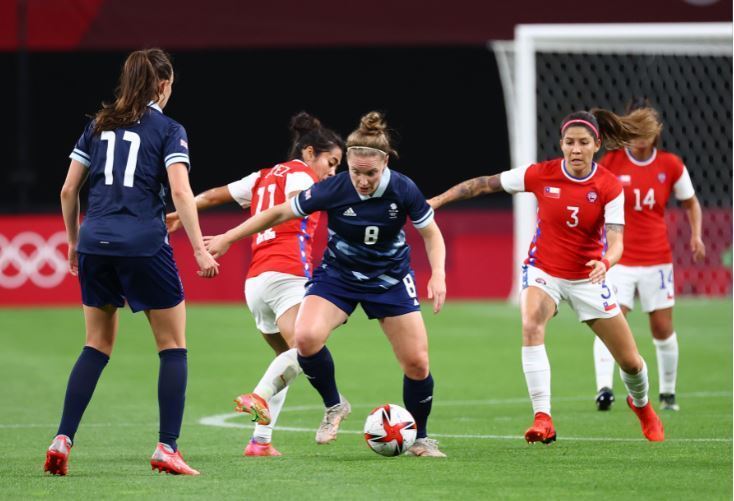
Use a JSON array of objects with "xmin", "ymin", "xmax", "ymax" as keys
[
  {"xmin": 522, "ymin": 322, "xmax": 546, "ymax": 345},
  {"xmin": 401, "ymin": 356, "xmax": 429, "ymax": 380},
  {"xmin": 618, "ymin": 355, "xmax": 643, "ymax": 374}
]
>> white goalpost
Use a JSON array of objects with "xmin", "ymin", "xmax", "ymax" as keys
[{"xmin": 492, "ymin": 23, "xmax": 733, "ymax": 301}]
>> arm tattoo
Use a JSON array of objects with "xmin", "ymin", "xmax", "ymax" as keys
[
  {"xmin": 605, "ymin": 223, "xmax": 624, "ymax": 234},
  {"xmin": 435, "ymin": 175, "xmax": 501, "ymax": 207}
]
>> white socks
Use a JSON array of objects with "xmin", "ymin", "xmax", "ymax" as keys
[
  {"xmin": 253, "ymin": 348, "xmax": 302, "ymax": 401},
  {"xmin": 253, "ymin": 386, "xmax": 289, "ymax": 444},
  {"xmin": 653, "ymin": 333, "xmax": 678, "ymax": 395},
  {"xmin": 620, "ymin": 358, "xmax": 649, "ymax": 408},
  {"xmin": 522, "ymin": 345, "xmax": 551, "ymax": 415},
  {"xmin": 593, "ymin": 336, "xmax": 616, "ymax": 391},
  {"xmin": 251, "ymin": 348, "xmax": 303, "ymax": 444}
]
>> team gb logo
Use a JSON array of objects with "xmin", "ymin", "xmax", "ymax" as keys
[
  {"xmin": 388, "ymin": 203, "xmax": 399, "ymax": 219},
  {"xmin": 586, "ymin": 191, "xmax": 598, "ymax": 203}
]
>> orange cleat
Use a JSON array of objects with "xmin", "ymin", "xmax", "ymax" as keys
[
  {"xmin": 524, "ymin": 412, "xmax": 557, "ymax": 444},
  {"xmin": 150, "ymin": 443, "xmax": 200, "ymax": 475},
  {"xmin": 626, "ymin": 396, "xmax": 665, "ymax": 442},
  {"xmin": 234, "ymin": 393, "xmax": 271, "ymax": 425},
  {"xmin": 44, "ymin": 435, "xmax": 72, "ymax": 476},
  {"xmin": 244, "ymin": 439, "xmax": 282, "ymax": 457}
]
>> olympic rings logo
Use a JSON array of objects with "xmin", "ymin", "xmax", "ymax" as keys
[{"xmin": 0, "ymin": 232, "xmax": 69, "ymax": 289}]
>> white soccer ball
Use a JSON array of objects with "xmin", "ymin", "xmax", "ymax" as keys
[{"xmin": 363, "ymin": 404, "xmax": 417, "ymax": 457}]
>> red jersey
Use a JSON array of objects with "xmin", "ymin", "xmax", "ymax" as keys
[
  {"xmin": 600, "ymin": 148, "xmax": 695, "ymax": 266},
  {"xmin": 227, "ymin": 159, "xmax": 320, "ymax": 279},
  {"xmin": 501, "ymin": 158, "xmax": 624, "ymax": 280}
]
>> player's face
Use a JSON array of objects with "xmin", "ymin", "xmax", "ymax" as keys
[
  {"xmin": 347, "ymin": 153, "xmax": 387, "ymax": 196},
  {"xmin": 629, "ymin": 135, "xmax": 656, "ymax": 153},
  {"xmin": 560, "ymin": 126, "xmax": 601, "ymax": 174},
  {"xmin": 309, "ymin": 146, "xmax": 342, "ymax": 181}
]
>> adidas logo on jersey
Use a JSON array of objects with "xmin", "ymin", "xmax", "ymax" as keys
[{"xmin": 343, "ymin": 207, "xmax": 357, "ymax": 217}]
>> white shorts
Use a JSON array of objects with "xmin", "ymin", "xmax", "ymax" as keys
[
  {"xmin": 244, "ymin": 271, "xmax": 307, "ymax": 334},
  {"xmin": 606, "ymin": 263, "xmax": 675, "ymax": 313},
  {"xmin": 522, "ymin": 265, "xmax": 621, "ymax": 322}
]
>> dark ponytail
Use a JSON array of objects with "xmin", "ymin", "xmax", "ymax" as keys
[
  {"xmin": 288, "ymin": 111, "xmax": 345, "ymax": 160},
  {"xmin": 93, "ymin": 48, "xmax": 173, "ymax": 135}
]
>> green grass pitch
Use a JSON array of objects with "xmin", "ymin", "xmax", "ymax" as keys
[{"xmin": 1, "ymin": 298, "xmax": 731, "ymax": 499}]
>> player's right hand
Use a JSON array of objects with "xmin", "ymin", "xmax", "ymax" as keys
[
  {"xmin": 195, "ymin": 249, "xmax": 219, "ymax": 278},
  {"xmin": 67, "ymin": 246, "xmax": 79, "ymax": 276},
  {"xmin": 166, "ymin": 212, "xmax": 182, "ymax": 233}
]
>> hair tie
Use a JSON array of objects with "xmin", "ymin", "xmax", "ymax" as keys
[
  {"xmin": 561, "ymin": 119, "xmax": 599, "ymax": 140},
  {"xmin": 347, "ymin": 146, "xmax": 387, "ymax": 155}
]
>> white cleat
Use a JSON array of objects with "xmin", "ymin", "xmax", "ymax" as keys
[
  {"xmin": 315, "ymin": 395, "xmax": 351, "ymax": 444},
  {"xmin": 405, "ymin": 437, "xmax": 447, "ymax": 457}
]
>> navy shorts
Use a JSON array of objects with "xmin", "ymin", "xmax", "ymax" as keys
[
  {"xmin": 78, "ymin": 245, "xmax": 184, "ymax": 313},
  {"xmin": 304, "ymin": 271, "xmax": 421, "ymax": 320}
]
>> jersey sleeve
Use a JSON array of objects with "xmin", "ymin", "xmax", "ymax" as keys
[
  {"xmin": 69, "ymin": 122, "xmax": 94, "ymax": 167},
  {"xmin": 163, "ymin": 123, "xmax": 191, "ymax": 170},
  {"xmin": 285, "ymin": 171, "xmax": 316, "ymax": 196},
  {"xmin": 499, "ymin": 164, "xmax": 532, "ymax": 194},
  {"xmin": 673, "ymin": 166, "xmax": 696, "ymax": 201},
  {"xmin": 403, "ymin": 177, "xmax": 434, "ymax": 229},
  {"xmin": 290, "ymin": 175, "xmax": 336, "ymax": 217},
  {"xmin": 604, "ymin": 191, "xmax": 625, "ymax": 225},
  {"xmin": 227, "ymin": 171, "xmax": 260, "ymax": 208}
]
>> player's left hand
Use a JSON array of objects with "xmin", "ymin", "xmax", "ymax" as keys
[
  {"xmin": 690, "ymin": 236, "xmax": 706, "ymax": 262},
  {"xmin": 427, "ymin": 273, "xmax": 446, "ymax": 314},
  {"xmin": 204, "ymin": 234, "xmax": 231, "ymax": 258},
  {"xmin": 427, "ymin": 197, "xmax": 439, "ymax": 210},
  {"xmin": 585, "ymin": 260, "xmax": 606, "ymax": 284},
  {"xmin": 67, "ymin": 245, "xmax": 79, "ymax": 276}
]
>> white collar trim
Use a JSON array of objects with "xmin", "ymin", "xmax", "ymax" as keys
[
  {"xmin": 148, "ymin": 101, "xmax": 163, "ymax": 113},
  {"xmin": 357, "ymin": 167, "xmax": 392, "ymax": 200},
  {"xmin": 624, "ymin": 147, "xmax": 657, "ymax": 166},
  {"xmin": 561, "ymin": 160, "xmax": 597, "ymax": 183}
]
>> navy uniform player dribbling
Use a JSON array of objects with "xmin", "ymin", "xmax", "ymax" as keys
[
  {"xmin": 206, "ymin": 112, "xmax": 448, "ymax": 457},
  {"xmin": 44, "ymin": 49, "xmax": 219, "ymax": 476}
]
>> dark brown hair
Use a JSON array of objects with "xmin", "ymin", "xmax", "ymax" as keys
[
  {"xmin": 93, "ymin": 49, "xmax": 173, "ymax": 135},
  {"xmin": 346, "ymin": 111, "xmax": 398, "ymax": 158},
  {"xmin": 560, "ymin": 108, "xmax": 662, "ymax": 150},
  {"xmin": 288, "ymin": 112, "xmax": 345, "ymax": 160}
]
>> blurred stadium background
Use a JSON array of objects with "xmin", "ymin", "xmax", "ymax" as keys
[{"xmin": 0, "ymin": 0, "xmax": 731, "ymax": 306}]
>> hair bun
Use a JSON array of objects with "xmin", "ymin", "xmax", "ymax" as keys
[
  {"xmin": 290, "ymin": 111, "xmax": 322, "ymax": 137},
  {"xmin": 358, "ymin": 111, "xmax": 388, "ymax": 135}
]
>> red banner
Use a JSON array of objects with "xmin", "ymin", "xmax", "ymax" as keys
[{"xmin": 0, "ymin": 209, "xmax": 729, "ymax": 306}]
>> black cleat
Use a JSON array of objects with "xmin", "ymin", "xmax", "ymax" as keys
[
  {"xmin": 659, "ymin": 393, "xmax": 680, "ymax": 411},
  {"xmin": 595, "ymin": 387, "xmax": 615, "ymax": 411}
]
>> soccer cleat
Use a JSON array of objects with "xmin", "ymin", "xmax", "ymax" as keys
[
  {"xmin": 405, "ymin": 437, "xmax": 447, "ymax": 457},
  {"xmin": 44, "ymin": 434, "xmax": 72, "ymax": 476},
  {"xmin": 150, "ymin": 443, "xmax": 200, "ymax": 475},
  {"xmin": 244, "ymin": 439, "xmax": 282, "ymax": 457},
  {"xmin": 659, "ymin": 393, "xmax": 680, "ymax": 411},
  {"xmin": 596, "ymin": 387, "xmax": 615, "ymax": 411},
  {"xmin": 524, "ymin": 412, "xmax": 557, "ymax": 444},
  {"xmin": 234, "ymin": 393, "xmax": 271, "ymax": 425},
  {"xmin": 315, "ymin": 395, "xmax": 351, "ymax": 444},
  {"xmin": 626, "ymin": 396, "xmax": 665, "ymax": 442}
]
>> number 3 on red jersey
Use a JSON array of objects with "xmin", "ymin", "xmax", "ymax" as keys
[{"xmin": 566, "ymin": 206, "xmax": 580, "ymax": 228}]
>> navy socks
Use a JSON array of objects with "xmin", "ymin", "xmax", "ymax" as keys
[
  {"xmin": 158, "ymin": 348, "xmax": 187, "ymax": 452},
  {"xmin": 298, "ymin": 346, "xmax": 341, "ymax": 408},
  {"xmin": 57, "ymin": 346, "xmax": 109, "ymax": 442},
  {"xmin": 403, "ymin": 373, "xmax": 434, "ymax": 439}
]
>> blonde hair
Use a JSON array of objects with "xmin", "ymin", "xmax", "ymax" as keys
[
  {"xmin": 590, "ymin": 107, "xmax": 663, "ymax": 149},
  {"xmin": 346, "ymin": 111, "xmax": 398, "ymax": 158}
]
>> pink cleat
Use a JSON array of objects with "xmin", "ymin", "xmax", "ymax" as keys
[
  {"xmin": 150, "ymin": 443, "xmax": 200, "ymax": 475},
  {"xmin": 234, "ymin": 393, "xmax": 271, "ymax": 425},
  {"xmin": 244, "ymin": 439, "xmax": 282, "ymax": 457},
  {"xmin": 44, "ymin": 435, "xmax": 72, "ymax": 476}
]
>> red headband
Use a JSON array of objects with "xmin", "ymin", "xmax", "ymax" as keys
[{"xmin": 561, "ymin": 119, "xmax": 599, "ymax": 140}]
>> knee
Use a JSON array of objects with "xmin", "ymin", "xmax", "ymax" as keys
[
  {"xmin": 295, "ymin": 325, "xmax": 326, "ymax": 357},
  {"xmin": 401, "ymin": 354, "xmax": 430, "ymax": 380},
  {"xmin": 650, "ymin": 319, "xmax": 674, "ymax": 340},
  {"xmin": 618, "ymin": 353, "xmax": 643, "ymax": 374},
  {"xmin": 522, "ymin": 321, "xmax": 546, "ymax": 345}
]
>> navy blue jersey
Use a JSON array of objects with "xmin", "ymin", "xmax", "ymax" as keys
[
  {"xmin": 291, "ymin": 168, "xmax": 434, "ymax": 292},
  {"xmin": 70, "ymin": 104, "xmax": 190, "ymax": 256}
]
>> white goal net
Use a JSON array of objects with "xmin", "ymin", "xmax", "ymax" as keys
[{"xmin": 492, "ymin": 23, "xmax": 733, "ymax": 299}]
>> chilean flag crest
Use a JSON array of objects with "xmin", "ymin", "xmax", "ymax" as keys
[{"xmin": 544, "ymin": 186, "xmax": 561, "ymax": 198}]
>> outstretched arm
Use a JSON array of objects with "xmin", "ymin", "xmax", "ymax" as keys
[
  {"xmin": 204, "ymin": 201, "xmax": 297, "ymax": 258},
  {"xmin": 680, "ymin": 195, "xmax": 705, "ymax": 262},
  {"xmin": 417, "ymin": 221, "xmax": 446, "ymax": 314},
  {"xmin": 167, "ymin": 185, "xmax": 236, "ymax": 232},
  {"xmin": 428, "ymin": 174, "xmax": 503, "ymax": 210}
]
